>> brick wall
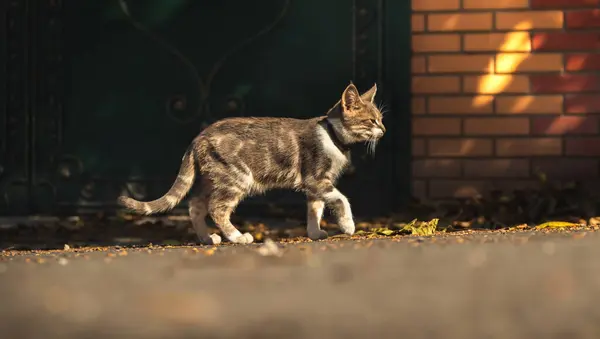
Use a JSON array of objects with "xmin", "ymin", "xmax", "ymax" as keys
[{"xmin": 411, "ymin": 0, "xmax": 600, "ymax": 200}]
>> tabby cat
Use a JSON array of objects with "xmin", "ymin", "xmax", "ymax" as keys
[{"xmin": 118, "ymin": 83, "xmax": 385, "ymax": 244}]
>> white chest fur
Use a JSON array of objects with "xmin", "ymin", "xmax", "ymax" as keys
[{"xmin": 315, "ymin": 122, "xmax": 348, "ymax": 177}]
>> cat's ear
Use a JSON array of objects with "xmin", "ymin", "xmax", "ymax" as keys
[
  {"xmin": 360, "ymin": 83, "xmax": 377, "ymax": 103},
  {"xmin": 341, "ymin": 83, "xmax": 363, "ymax": 113}
]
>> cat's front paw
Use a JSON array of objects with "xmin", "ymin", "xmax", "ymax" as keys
[
  {"xmin": 230, "ymin": 232, "xmax": 254, "ymax": 244},
  {"xmin": 307, "ymin": 229, "xmax": 329, "ymax": 241},
  {"xmin": 338, "ymin": 217, "xmax": 355, "ymax": 236}
]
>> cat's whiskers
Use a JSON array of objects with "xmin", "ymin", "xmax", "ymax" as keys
[
  {"xmin": 366, "ymin": 136, "xmax": 379, "ymax": 156},
  {"xmin": 377, "ymin": 103, "xmax": 389, "ymax": 116}
]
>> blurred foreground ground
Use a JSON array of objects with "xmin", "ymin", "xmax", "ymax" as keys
[{"xmin": 1, "ymin": 227, "xmax": 600, "ymax": 339}]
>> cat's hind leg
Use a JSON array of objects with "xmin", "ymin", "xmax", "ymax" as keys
[
  {"xmin": 208, "ymin": 188, "xmax": 253, "ymax": 244},
  {"xmin": 189, "ymin": 191, "xmax": 222, "ymax": 245}
]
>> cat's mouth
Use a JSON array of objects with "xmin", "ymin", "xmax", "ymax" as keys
[{"xmin": 371, "ymin": 128, "xmax": 385, "ymax": 139}]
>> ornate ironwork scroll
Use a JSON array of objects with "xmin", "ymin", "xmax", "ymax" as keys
[
  {"xmin": 25, "ymin": 0, "xmax": 294, "ymax": 213},
  {"xmin": 119, "ymin": 0, "xmax": 291, "ymax": 123}
]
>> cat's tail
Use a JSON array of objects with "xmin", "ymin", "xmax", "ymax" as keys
[{"xmin": 117, "ymin": 148, "xmax": 196, "ymax": 215}]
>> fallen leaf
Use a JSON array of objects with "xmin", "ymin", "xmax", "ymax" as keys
[
  {"xmin": 536, "ymin": 221, "xmax": 579, "ymax": 229},
  {"xmin": 203, "ymin": 248, "xmax": 216, "ymax": 256},
  {"xmin": 370, "ymin": 228, "xmax": 395, "ymax": 236},
  {"xmin": 401, "ymin": 218, "xmax": 439, "ymax": 236}
]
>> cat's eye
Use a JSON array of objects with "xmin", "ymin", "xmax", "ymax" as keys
[{"xmin": 369, "ymin": 119, "xmax": 377, "ymax": 124}]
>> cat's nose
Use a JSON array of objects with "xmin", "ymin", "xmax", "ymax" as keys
[{"xmin": 379, "ymin": 123, "xmax": 386, "ymax": 133}]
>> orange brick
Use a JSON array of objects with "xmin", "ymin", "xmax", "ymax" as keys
[
  {"xmin": 412, "ymin": 0, "xmax": 459, "ymax": 11},
  {"xmin": 496, "ymin": 138, "xmax": 562, "ymax": 156},
  {"xmin": 413, "ymin": 118, "xmax": 461, "ymax": 136},
  {"xmin": 496, "ymin": 95, "xmax": 563, "ymax": 114},
  {"xmin": 427, "ymin": 13, "xmax": 493, "ymax": 31},
  {"xmin": 496, "ymin": 11, "xmax": 564, "ymax": 30},
  {"xmin": 532, "ymin": 116, "xmax": 598, "ymax": 135},
  {"xmin": 429, "ymin": 55, "xmax": 494, "ymax": 73},
  {"xmin": 412, "ymin": 34, "xmax": 460, "ymax": 52},
  {"xmin": 428, "ymin": 96, "xmax": 494, "ymax": 114},
  {"xmin": 464, "ymin": 33, "xmax": 531, "ymax": 52},
  {"xmin": 464, "ymin": 117, "xmax": 529, "ymax": 135},
  {"xmin": 413, "ymin": 159, "xmax": 462, "ymax": 177},
  {"xmin": 412, "ymin": 14, "xmax": 425, "ymax": 32},
  {"xmin": 463, "ymin": 159, "xmax": 530, "ymax": 178},
  {"xmin": 412, "ymin": 97, "xmax": 426, "ymax": 114},
  {"xmin": 412, "ymin": 76, "xmax": 460, "ymax": 94},
  {"xmin": 496, "ymin": 53, "xmax": 563, "ymax": 73},
  {"xmin": 429, "ymin": 180, "xmax": 487, "ymax": 198},
  {"xmin": 412, "ymin": 56, "xmax": 426, "ymax": 74},
  {"xmin": 412, "ymin": 180, "xmax": 427, "ymax": 200},
  {"xmin": 463, "ymin": 75, "xmax": 530, "ymax": 94},
  {"xmin": 463, "ymin": 0, "xmax": 528, "ymax": 9},
  {"xmin": 428, "ymin": 138, "xmax": 493, "ymax": 157},
  {"xmin": 412, "ymin": 138, "xmax": 426, "ymax": 156}
]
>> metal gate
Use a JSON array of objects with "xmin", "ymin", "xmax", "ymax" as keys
[{"xmin": 0, "ymin": 0, "xmax": 411, "ymax": 217}]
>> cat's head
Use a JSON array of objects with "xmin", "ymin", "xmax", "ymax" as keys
[{"xmin": 329, "ymin": 83, "xmax": 385, "ymax": 147}]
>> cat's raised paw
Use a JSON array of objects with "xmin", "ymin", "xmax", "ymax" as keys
[
  {"xmin": 339, "ymin": 218, "xmax": 356, "ymax": 236},
  {"xmin": 230, "ymin": 232, "xmax": 254, "ymax": 244},
  {"xmin": 308, "ymin": 229, "xmax": 329, "ymax": 241}
]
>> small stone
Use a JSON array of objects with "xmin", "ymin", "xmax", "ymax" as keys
[{"xmin": 63, "ymin": 244, "xmax": 70, "ymax": 251}]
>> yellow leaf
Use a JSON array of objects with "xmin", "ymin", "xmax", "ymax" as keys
[
  {"xmin": 371, "ymin": 228, "xmax": 395, "ymax": 236},
  {"xmin": 203, "ymin": 248, "xmax": 216, "ymax": 256},
  {"xmin": 536, "ymin": 221, "xmax": 579, "ymax": 229},
  {"xmin": 401, "ymin": 218, "xmax": 438, "ymax": 236},
  {"xmin": 379, "ymin": 229, "xmax": 395, "ymax": 236}
]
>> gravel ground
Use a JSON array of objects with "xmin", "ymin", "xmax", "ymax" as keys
[{"xmin": 1, "ymin": 229, "xmax": 600, "ymax": 339}]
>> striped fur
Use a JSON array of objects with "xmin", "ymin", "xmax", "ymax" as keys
[
  {"xmin": 117, "ymin": 149, "xmax": 196, "ymax": 215},
  {"xmin": 117, "ymin": 83, "xmax": 384, "ymax": 245}
]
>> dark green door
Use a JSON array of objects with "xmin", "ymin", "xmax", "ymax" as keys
[{"xmin": 0, "ymin": 0, "xmax": 411, "ymax": 217}]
